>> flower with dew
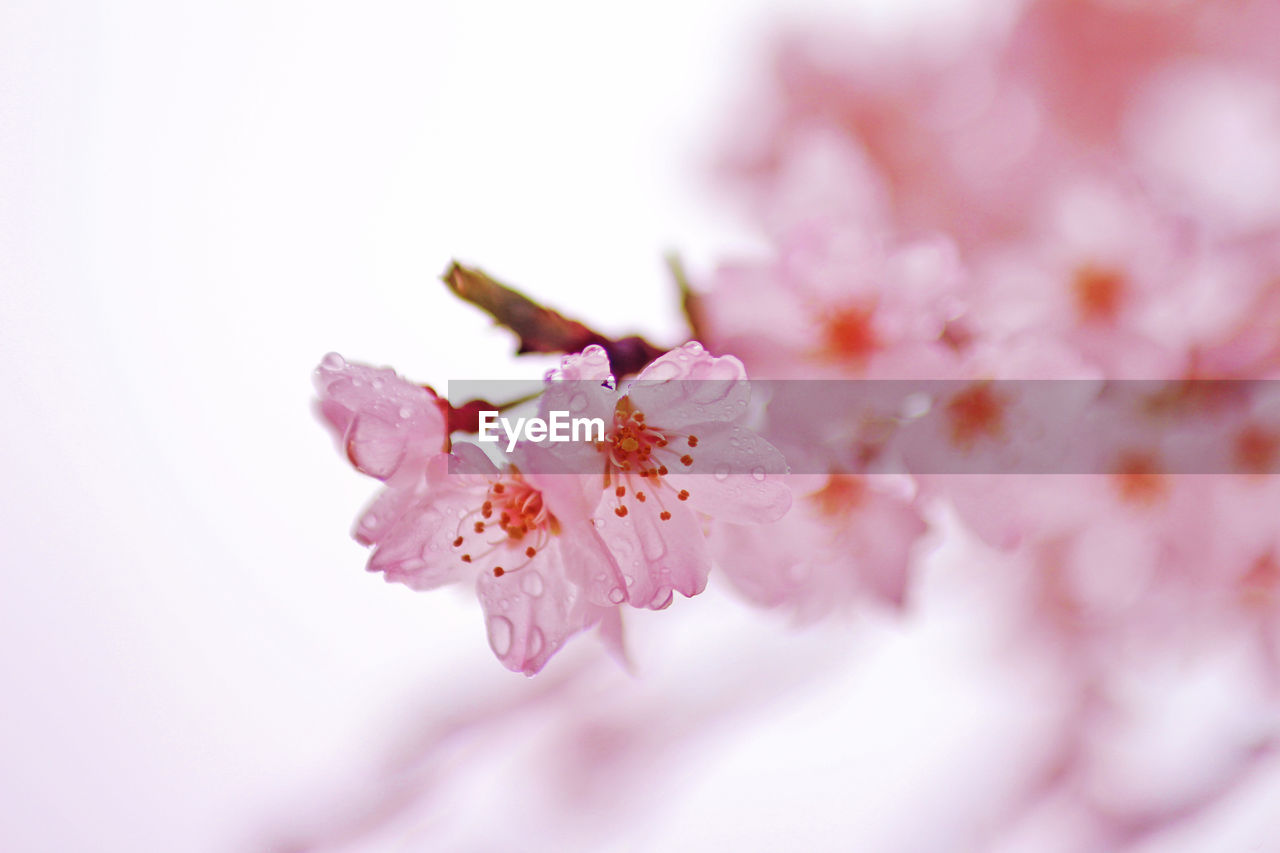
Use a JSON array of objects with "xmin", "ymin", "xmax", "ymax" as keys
[
  {"xmin": 316, "ymin": 353, "xmax": 621, "ymax": 674},
  {"xmin": 314, "ymin": 353, "xmax": 448, "ymax": 545},
  {"xmin": 539, "ymin": 343, "xmax": 792, "ymax": 610},
  {"xmin": 369, "ymin": 443, "xmax": 623, "ymax": 675}
]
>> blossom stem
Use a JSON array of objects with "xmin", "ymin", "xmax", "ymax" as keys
[
  {"xmin": 441, "ymin": 261, "xmax": 668, "ymax": 376},
  {"xmin": 666, "ymin": 251, "xmax": 706, "ymax": 340}
]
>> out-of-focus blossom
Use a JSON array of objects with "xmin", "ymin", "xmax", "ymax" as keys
[
  {"xmin": 711, "ymin": 473, "xmax": 927, "ymax": 619},
  {"xmin": 702, "ymin": 224, "xmax": 969, "ymax": 381}
]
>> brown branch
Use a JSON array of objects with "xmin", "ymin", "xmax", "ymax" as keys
[{"xmin": 441, "ymin": 261, "xmax": 667, "ymax": 377}]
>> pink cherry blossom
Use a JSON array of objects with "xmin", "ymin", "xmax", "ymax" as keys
[
  {"xmin": 541, "ymin": 343, "xmax": 792, "ymax": 609},
  {"xmin": 359, "ymin": 443, "xmax": 622, "ymax": 675}
]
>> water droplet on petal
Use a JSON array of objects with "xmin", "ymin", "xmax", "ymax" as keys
[
  {"xmin": 486, "ymin": 616, "xmax": 513, "ymax": 656},
  {"xmin": 751, "ymin": 466, "xmax": 766, "ymax": 481},
  {"xmin": 399, "ymin": 406, "xmax": 413, "ymax": 419},
  {"xmin": 646, "ymin": 360, "xmax": 680, "ymax": 381},
  {"xmin": 592, "ymin": 517, "xmax": 605, "ymax": 529},
  {"xmin": 527, "ymin": 628, "xmax": 545, "ymax": 659},
  {"xmin": 623, "ymin": 574, "xmax": 634, "ymax": 586},
  {"xmin": 650, "ymin": 587, "xmax": 673, "ymax": 608},
  {"xmin": 321, "ymin": 352, "xmax": 345, "ymax": 370},
  {"xmin": 608, "ymin": 588, "xmax": 626, "ymax": 604},
  {"xmin": 637, "ymin": 515, "xmax": 667, "ymax": 561},
  {"xmin": 786, "ymin": 561, "xmax": 811, "ymax": 583},
  {"xmin": 521, "ymin": 572, "xmax": 545, "ymax": 597},
  {"xmin": 371, "ymin": 378, "xmax": 384, "ymax": 390},
  {"xmin": 714, "ymin": 464, "xmax": 730, "ymax": 481},
  {"xmin": 363, "ymin": 514, "xmax": 378, "ymax": 528}
]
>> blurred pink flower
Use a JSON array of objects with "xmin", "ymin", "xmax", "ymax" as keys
[
  {"xmin": 702, "ymin": 224, "xmax": 969, "ymax": 381},
  {"xmin": 712, "ymin": 473, "xmax": 927, "ymax": 619}
]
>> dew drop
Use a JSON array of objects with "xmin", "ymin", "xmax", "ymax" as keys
[
  {"xmin": 636, "ymin": 515, "xmax": 667, "ymax": 561},
  {"xmin": 486, "ymin": 616, "xmax": 513, "ymax": 656},
  {"xmin": 608, "ymin": 587, "xmax": 626, "ymax": 604},
  {"xmin": 321, "ymin": 352, "xmax": 345, "ymax": 370},
  {"xmin": 751, "ymin": 466, "xmax": 766, "ymax": 481},
  {"xmin": 399, "ymin": 406, "xmax": 413, "ymax": 419},
  {"xmin": 592, "ymin": 517, "xmax": 605, "ymax": 529},
  {"xmin": 371, "ymin": 378, "xmax": 384, "ymax": 390},
  {"xmin": 363, "ymin": 513, "xmax": 378, "ymax": 528},
  {"xmin": 646, "ymin": 360, "xmax": 680, "ymax": 381},
  {"xmin": 714, "ymin": 464, "xmax": 730, "ymax": 481},
  {"xmin": 623, "ymin": 574, "xmax": 634, "ymax": 586},
  {"xmin": 650, "ymin": 587, "xmax": 673, "ymax": 609},
  {"xmin": 786, "ymin": 561, "xmax": 811, "ymax": 583},
  {"xmin": 521, "ymin": 572, "xmax": 545, "ymax": 597},
  {"xmin": 527, "ymin": 628, "xmax": 545, "ymax": 659}
]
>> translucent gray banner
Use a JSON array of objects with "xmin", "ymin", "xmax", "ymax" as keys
[{"xmin": 448, "ymin": 379, "xmax": 1280, "ymax": 475}]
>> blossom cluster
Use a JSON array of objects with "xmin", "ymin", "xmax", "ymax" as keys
[{"xmin": 315, "ymin": 345, "xmax": 790, "ymax": 674}]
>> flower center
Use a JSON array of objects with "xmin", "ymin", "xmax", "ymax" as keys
[
  {"xmin": 599, "ymin": 396, "xmax": 696, "ymax": 522},
  {"xmin": 945, "ymin": 383, "xmax": 1006, "ymax": 449},
  {"xmin": 451, "ymin": 475, "xmax": 557, "ymax": 577},
  {"xmin": 818, "ymin": 302, "xmax": 879, "ymax": 364},
  {"xmin": 812, "ymin": 475, "xmax": 867, "ymax": 518},
  {"xmin": 1110, "ymin": 451, "xmax": 1167, "ymax": 507},
  {"xmin": 1072, "ymin": 265, "xmax": 1125, "ymax": 324}
]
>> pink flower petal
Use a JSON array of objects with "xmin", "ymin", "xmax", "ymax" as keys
[
  {"xmin": 314, "ymin": 353, "xmax": 446, "ymax": 480},
  {"xmin": 475, "ymin": 548, "xmax": 604, "ymax": 676}
]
